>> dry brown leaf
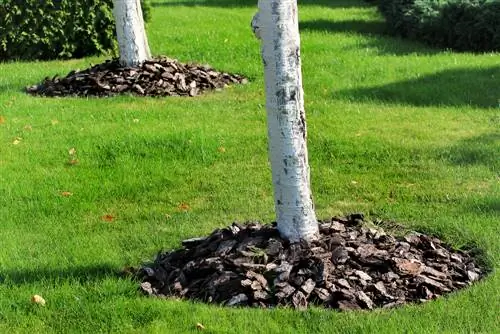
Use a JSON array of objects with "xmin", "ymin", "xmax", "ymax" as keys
[
  {"xmin": 101, "ymin": 214, "xmax": 115, "ymax": 222},
  {"xmin": 196, "ymin": 323, "xmax": 205, "ymax": 330},
  {"xmin": 178, "ymin": 203, "xmax": 190, "ymax": 212},
  {"xmin": 31, "ymin": 295, "xmax": 46, "ymax": 306},
  {"xmin": 67, "ymin": 159, "xmax": 79, "ymax": 166},
  {"xmin": 61, "ymin": 191, "xmax": 73, "ymax": 197}
]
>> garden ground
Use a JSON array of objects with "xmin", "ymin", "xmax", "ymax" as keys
[{"xmin": 0, "ymin": 0, "xmax": 498, "ymax": 333}]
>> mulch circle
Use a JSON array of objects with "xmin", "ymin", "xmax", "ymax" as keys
[
  {"xmin": 26, "ymin": 57, "xmax": 248, "ymax": 98},
  {"xmin": 137, "ymin": 214, "xmax": 486, "ymax": 311}
]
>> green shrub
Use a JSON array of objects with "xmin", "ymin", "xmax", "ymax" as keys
[
  {"xmin": 0, "ymin": 0, "xmax": 152, "ymax": 61},
  {"xmin": 377, "ymin": 0, "xmax": 500, "ymax": 52},
  {"xmin": 142, "ymin": 0, "xmax": 153, "ymax": 23},
  {"xmin": 440, "ymin": 0, "xmax": 500, "ymax": 51}
]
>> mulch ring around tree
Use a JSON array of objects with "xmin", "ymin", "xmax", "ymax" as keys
[
  {"xmin": 136, "ymin": 214, "xmax": 486, "ymax": 311},
  {"xmin": 26, "ymin": 57, "xmax": 248, "ymax": 98}
]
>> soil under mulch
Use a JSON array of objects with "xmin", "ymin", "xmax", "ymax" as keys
[
  {"xmin": 26, "ymin": 57, "xmax": 248, "ymax": 98},
  {"xmin": 137, "ymin": 214, "xmax": 486, "ymax": 311}
]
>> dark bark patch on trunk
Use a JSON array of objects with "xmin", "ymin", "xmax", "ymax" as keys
[{"xmin": 298, "ymin": 111, "xmax": 306, "ymax": 139}]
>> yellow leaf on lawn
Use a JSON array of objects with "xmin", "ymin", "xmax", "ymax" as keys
[
  {"xmin": 68, "ymin": 148, "xmax": 76, "ymax": 156},
  {"xmin": 12, "ymin": 137, "xmax": 22, "ymax": 145},
  {"xmin": 31, "ymin": 295, "xmax": 46, "ymax": 306},
  {"xmin": 196, "ymin": 323, "xmax": 205, "ymax": 330}
]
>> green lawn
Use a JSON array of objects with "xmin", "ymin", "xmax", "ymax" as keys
[{"xmin": 0, "ymin": 0, "xmax": 499, "ymax": 333}]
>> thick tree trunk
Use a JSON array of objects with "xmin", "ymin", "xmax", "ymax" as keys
[
  {"xmin": 113, "ymin": 0, "xmax": 151, "ymax": 67},
  {"xmin": 255, "ymin": 0, "xmax": 319, "ymax": 242}
]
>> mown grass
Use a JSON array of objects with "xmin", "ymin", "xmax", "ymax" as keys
[{"xmin": 0, "ymin": 0, "xmax": 499, "ymax": 333}]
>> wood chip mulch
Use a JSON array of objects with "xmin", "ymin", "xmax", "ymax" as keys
[
  {"xmin": 137, "ymin": 214, "xmax": 485, "ymax": 311},
  {"xmin": 26, "ymin": 57, "xmax": 248, "ymax": 98}
]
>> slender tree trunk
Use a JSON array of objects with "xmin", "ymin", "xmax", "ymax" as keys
[
  {"xmin": 254, "ymin": 0, "xmax": 319, "ymax": 242},
  {"xmin": 113, "ymin": 0, "xmax": 151, "ymax": 67}
]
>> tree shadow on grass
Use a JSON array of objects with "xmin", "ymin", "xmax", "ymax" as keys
[
  {"xmin": 0, "ymin": 83, "xmax": 21, "ymax": 94},
  {"xmin": 439, "ymin": 133, "xmax": 500, "ymax": 172},
  {"xmin": 464, "ymin": 198, "xmax": 500, "ymax": 216},
  {"xmin": 151, "ymin": 0, "xmax": 371, "ymax": 8},
  {"xmin": 300, "ymin": 18, "xmax": 386, "ymax": 35},
  {"xmin": 335, "ymin": 66, "xmax": 500, "ymax": 109},
  {"xmin": 299, "ymin": 19, "xmax": 441, "ymax": 55},
  {"xmin": 438, "ymin": 132, "xmax": 499, "ymax": 220},
  {"xmin": 1, "ymin": 264, "xmax": 127, "ymax": 285}
]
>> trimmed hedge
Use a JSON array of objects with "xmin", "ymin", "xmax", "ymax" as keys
[
  {"xmin": 0, "ymin": 0, "xmax": 151, "ymax": 61},
  {"xmin": 377, "ymin": 0, "xmax": 500, "ymax": 52}
]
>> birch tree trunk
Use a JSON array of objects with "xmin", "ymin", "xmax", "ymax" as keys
[
  {"xmin": 254, "ymin": 0, "xmax": 319, "ymax": 242},
  {"xmin": 113, "ymin": 0, "xmax": 151, "ymax": 67}
]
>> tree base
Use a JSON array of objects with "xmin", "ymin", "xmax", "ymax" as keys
[
  {"xmin": 137, "ymin": 214, "xmax": 486, "ymax": 311},
  {"xmin": 26, "ymin": 57, "xmax": 248, "ymax": 98}
]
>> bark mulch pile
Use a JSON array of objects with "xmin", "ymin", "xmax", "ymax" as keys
[
  {"xmin": 137, "ymin": 214, "xmax": 485, "ymax": 311},
  {"xmin": 26, "ymin": 57, "xmax": 248, "ymax": 98}
]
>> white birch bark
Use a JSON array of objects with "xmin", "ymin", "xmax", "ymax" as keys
[
  {"xmin": 254, "ymin": 0, "xmax": 319, "ymax": 242},
  {"xmin": 113, "ymin": 0, "xmax": 151, "ymax": 67}
]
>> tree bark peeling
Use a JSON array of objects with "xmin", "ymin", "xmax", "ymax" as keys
[{"xmin": 255, "ymin": 0, "xmax": 319, "ymax": 242}]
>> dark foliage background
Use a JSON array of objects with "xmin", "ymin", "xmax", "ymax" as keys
[
  {"xmin": 0, "ymin": 0, "xmax": 152, "ymax": 61},
  {"xmin": 377, "ymin": 0, "xmax": 500, "ymax": 52}
]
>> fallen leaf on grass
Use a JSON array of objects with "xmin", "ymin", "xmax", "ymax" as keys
[
  {"xmin": 61, "ymin": 191, "xmax": 73, "ymax": 197},
  {"xmin": 66, "ymin": 148, "xmax": 79, "ymax": 165},
  {"xmin": 0, "ymin": 116, "xmax": 5, "ymax": 124},
  {"xmin": 177, "ymin": 203, "xmax": 190, "ymax": 212},
  {"xmin": 101, "ymin": 214, "xmax": 115, "ymax": 222},
  {"xmin": 218, "ymin": 146, "xmax": 226, "ymax": 153},
  {"xmin": 196, "ymin": 323, "xmax": 205, "ymax": 330},
  {"xmin": 31, "ymin": 295, "xmax": 46, "ymax": 306},
  {"xmin": 12, "ymin": 137, "xmax": 22, "ymax": 145}
]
